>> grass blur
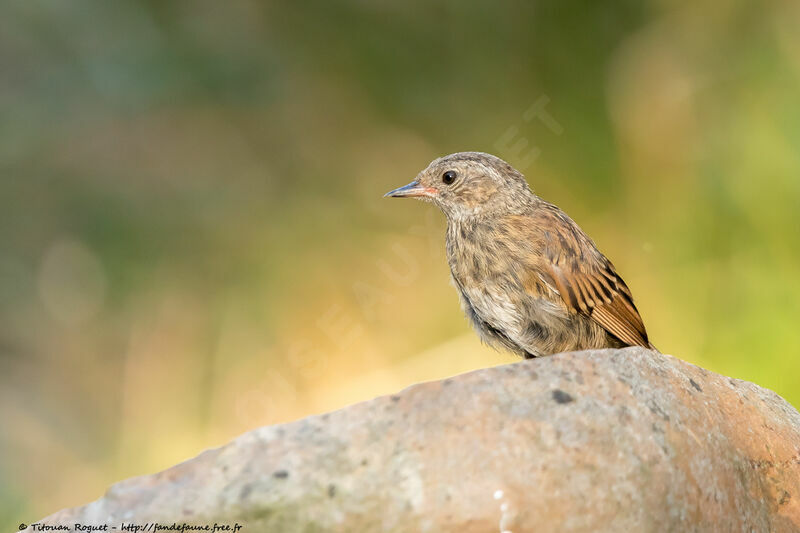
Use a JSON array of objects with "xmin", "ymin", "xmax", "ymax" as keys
[{"xmin": 1, "ymin": 0, "xmax": 799, "ymax": 526}]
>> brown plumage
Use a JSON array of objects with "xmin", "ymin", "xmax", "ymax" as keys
[{"xmin": 385, "ymin": 151, "xmax": 655, "ymax": 358}]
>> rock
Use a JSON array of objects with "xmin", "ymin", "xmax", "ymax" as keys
[{"xmin": 27, "ymin": 348, "xmax": 800, "ymax": 532}]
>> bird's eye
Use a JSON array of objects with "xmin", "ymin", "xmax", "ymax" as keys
[{"xmin": 442, "ymin": 170, "xmax": 457, "ymax": 185}]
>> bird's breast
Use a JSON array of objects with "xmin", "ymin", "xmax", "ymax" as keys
[
  {"xmin": 445, "ymin": 220, "xmax": 529, "ymax": 286},
  {"xmin": 446, "ymin": 221, "xmax": 529, "ymax": 326}
]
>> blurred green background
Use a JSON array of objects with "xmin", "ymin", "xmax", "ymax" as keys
[{"xmin": 2, "ymin": 0, "xmax": 799, "ymax": 526}]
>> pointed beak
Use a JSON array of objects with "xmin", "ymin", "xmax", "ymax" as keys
[{"xmin": 383, "ymin": 181, "xmax": 438, "ymax": 199}]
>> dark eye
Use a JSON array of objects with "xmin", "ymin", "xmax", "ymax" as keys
[{"xmin": 442, "ymin": 170, "xmax": 457, "ymax": 185}]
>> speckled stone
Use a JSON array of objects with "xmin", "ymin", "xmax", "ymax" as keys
[{"xmin": 28, "ymin": 348, "xmax": 800, "ymax": 533}]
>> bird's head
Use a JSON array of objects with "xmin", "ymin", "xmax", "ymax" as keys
[{"xmin": 384, "ymin": 152, "xmax": 535, "ymax": 220}]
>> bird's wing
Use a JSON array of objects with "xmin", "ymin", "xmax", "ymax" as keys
[
  {"xmin": 548, "ymin": 259, "xmax": 650, "ymax": 347},
  {"xmin": 531, "ymin": 208, "xmax": 651, "ymax": 348}
]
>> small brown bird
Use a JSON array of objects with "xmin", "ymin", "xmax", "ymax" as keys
[{"xmin": 385, "ymin": 151, "xmax": 655, "ymax": 358}]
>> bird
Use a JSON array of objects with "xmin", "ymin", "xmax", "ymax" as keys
[{"xmin": 384, "ymin": 151, "xmax": 655, "ymax": 358}]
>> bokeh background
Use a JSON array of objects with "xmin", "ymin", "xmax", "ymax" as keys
[{"xmin": 2, "ymin": 0, "xmax": 799, "ymax": 526}]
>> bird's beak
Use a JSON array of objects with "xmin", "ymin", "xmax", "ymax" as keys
[{"xmin": 383, "ymin": 180, "xmax": 438, "ymax": 199}]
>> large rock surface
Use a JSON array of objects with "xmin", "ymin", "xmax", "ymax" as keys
[{"xmin": 28, "ymin": 348, "xmax": 800, "ymax": 532}]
